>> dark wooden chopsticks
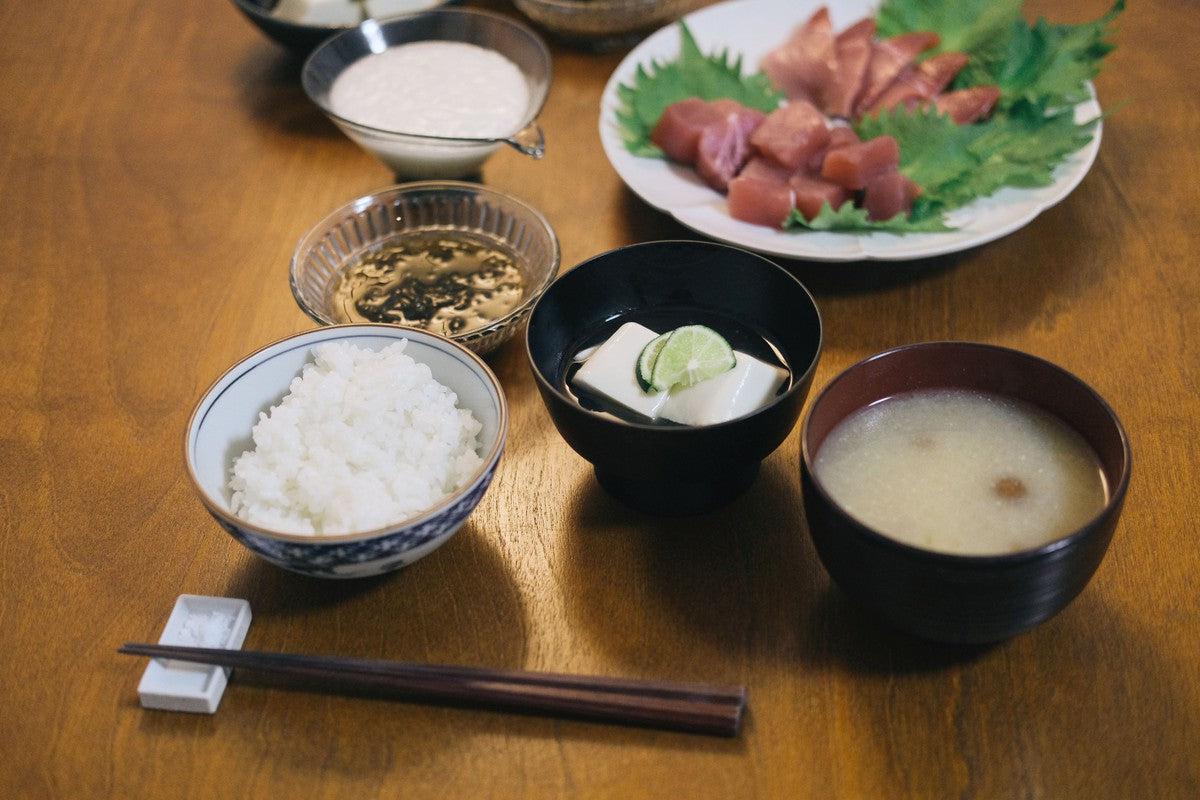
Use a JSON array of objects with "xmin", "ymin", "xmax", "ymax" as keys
[{"xmin": 119, "ymin": 643, "xmax": 747, "ymax": 736}]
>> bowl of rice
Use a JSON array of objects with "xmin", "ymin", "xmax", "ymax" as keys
[{"xmin": 185, "ymin": 324, "xmax": 507, "ymax": 579}]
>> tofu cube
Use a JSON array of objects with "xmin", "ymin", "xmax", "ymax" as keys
[
  {"xmin": 571, "ymin": 322, "xmax": 667, "ymax": 420},
  {"xmin": 659, "ymin": 351, "xmax": 787, "ymax": 426}
]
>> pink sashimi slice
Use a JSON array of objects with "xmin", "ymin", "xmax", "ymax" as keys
[
  {"xmin": 696, "ymin": 119, "xmax": 754, "ymax": 192},
  {"xmin": 931, "ymin": 86, "xmax": 1002, "ymax": 124},
  {"xmin": 651, "ymin": 98, "xmax": 728, "ymax": 163},
  {"xmin": 728, "ymin": 175, "xmax": 795, "ymax": 227},
  {"xmin": 821, "ymin": 135, "xmax": 901, "ymax": 190},
  {"xmin": 651, "ymin": 98, "xmax": 765, "ymax": 189},
  {"xmin": 855, "ymin": 32, "xmax": 941, "ymax": 116},
  {"xmin": 711, "ymin": 99, "xmax": 768, "ymax": 137},
  {"xmin": 789, "ymin": 173, "xmax": 852, "ymax": 221},
  {"xmin": 824, "ymin": 18, "xmax": 876, "ymax": 118},
  {"xmin": 749, "ymin": 100, "xmax": 831, "ymax": 171},
  {"xmin": 863, "ymin": 170, "xmax": 922, "ymax": 221},
  {"xmin": 807, "ymin": 125, "xmax": 861, "ymax": 171},
  {"xmin": 760, "ymin": 7, "xmax": 839, "ymax": 107},
  {"xmin": 740, "ymin": 156, "xmax": 794, "ymax": 183},
  {"xmin": 864, "ymin": 51, "xmax": 969, "ymax": 116}
]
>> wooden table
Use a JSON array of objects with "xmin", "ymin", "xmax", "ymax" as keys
[{"xmin": 2, "ymin": 0, "xmax": 1197, "ymax": 797}]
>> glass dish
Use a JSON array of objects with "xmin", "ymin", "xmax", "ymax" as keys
[
  {"xmin": 291, "ymin": 182, "xmax": 561, "ymax": 355},
  {"xmin": 302, "ymin": 9, "xmax": 551, "ymax": 178}
]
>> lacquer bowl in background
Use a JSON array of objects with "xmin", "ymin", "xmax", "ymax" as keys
[
  {"xmin": 230, "ymin": 0, "xmax": 455, "ymax": 54},
  {"xmin": 800, "ymin": 342, "xmax": 1132, "ymax": 643},
  {"xmin": 526, "ymin": 240, "xmax": 822, "ymax": 514},
  {"xmin": 185, "ymin": 325, "xmax": 507, "ymax": 579}
]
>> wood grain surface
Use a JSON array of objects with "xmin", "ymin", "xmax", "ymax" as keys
[{"xmin": 1, "ymin": 0, "xmax": 1197, "ymax": 797}]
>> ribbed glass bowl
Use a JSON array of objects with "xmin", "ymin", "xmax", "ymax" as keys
[
  {"xmin": 290, "ymin": 182, "xmax": 560, "ymax": 355},
  {"xmin": 513, "ymin": 0, "xmax": 709, "ymax": 49}
]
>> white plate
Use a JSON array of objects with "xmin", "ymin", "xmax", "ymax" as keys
[{"xmin": 598, "ymin": 0, "xmax": 1103, "ymax": 262}]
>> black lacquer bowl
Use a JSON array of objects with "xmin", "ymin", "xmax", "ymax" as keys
[
  {"xmin": 800, "ymin": 342, "xmax": 1132, "ymax": 644},
  {"xmin": 526, "ymin": 240, "xmax": 822, "ymax": 514},
  {"xmin": 231, "ymin": 0, "xmax": 346, "ymax": 53}
]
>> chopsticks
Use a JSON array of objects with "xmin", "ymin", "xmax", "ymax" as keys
[{"xmin": 118, "ymin": 643, "xmax": 747, "ymax": 737}]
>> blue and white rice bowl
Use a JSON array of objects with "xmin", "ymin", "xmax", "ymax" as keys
[{"xmin": 185, "ymin": 324, "xmax": 507, "ymax": 579}]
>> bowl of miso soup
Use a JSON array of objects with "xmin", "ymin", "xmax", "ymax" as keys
[
  {"xmin": 291, "ymin": 182, "xmax": 560, "ymax": 355},
  {"xmin": 526, "ymin": 240, "xmax": 822, "ymax": 514},
  {"xmin": 801, "ymin": 342, "xmax": 1131, "ymax": 644}
]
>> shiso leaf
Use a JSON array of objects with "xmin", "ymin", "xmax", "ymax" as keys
[
  {"xmin": 785, "ymin": 200, "xmax": 953, "ymax": 233},
  {"xmin": 953, "ymin": 1, "xmax": 1124, "ymax": 112},
  {"xmin": 876, "ymin": 0, "xmax": 1025, "ymax": 62},
  {"xmin": 855, "ymin": 104, "xmax": 1098, "ymax": 217},
  {"xmin": 618, "ymin": 1, "xmax": 1116, "ymax": 234},
  {"xmin": 615, "ymin": 22, "xmax": 783, "ymax": 158}
]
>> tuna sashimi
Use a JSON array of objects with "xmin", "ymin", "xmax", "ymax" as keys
[
  {"xmin": 864, "ymin": 51, "xmax": 969, "ymax": 115},
  {"xmin": 711, "ymin": 99, "xmax": 768, "ymax": 138},
  {"xmin": 824, "ymin": 18, "xmax": 876, "ymax": 118},
  {"xmin": 821, "ymin": 135, "xmax": 901, "ymax": 190},
  {"xmin": 651, "ymin": 98, "xmax": 728, "ymax": 163},
  {"xmin": 789, "ymin": 173, "xmax": 852, "ymax": 221},
  {"xmin": 696, "ymin": 118, "xmax": 754, "ymax": 192},
  {"xmin": 863, "ymin": 170, "xmax": 921, "ymax": 221},
  {"xmin": 728, "ymin": 176, "xmax": 795, "ymax": 227},
  {"xmin": 855, "ymin": 32, "xmax": 941, "ymax": 116},
  {"xmin": 827, "ymin": 126, "xmax": 861, "ymax": 150},
  {"xmin": 760, "ymin": 7, "xmax": 839, "ymax": 107},
  {"xmin": 807, "ymin": 125, "xmax": 860, "ymax": 171},
  {"xmin": 931, "ymin": 86, "xmax": 1002, "ymax": 124},
  {"xmin": 740, "ymin": 156, "xmax": 794, "ymax": 183},
  {"xmin": 652, "ymin": 98, "xmax": 765, "ymax": 179},
  {"xmin": 749, "ymin": 100, "xmax": 831, "ymax": 170}
]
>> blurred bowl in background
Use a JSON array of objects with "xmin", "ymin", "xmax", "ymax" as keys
[
  {"xmin": 230, "ymin": 0, "xmax": 455, "ymax": 54},
  {"xmin": 513, "ymin": 0, "xmax": 709, "ymax": 50}
]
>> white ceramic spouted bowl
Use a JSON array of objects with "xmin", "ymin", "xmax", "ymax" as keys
[{"xmin": 302, "ymin": 9, "xmax": 552, "ymax": 178}]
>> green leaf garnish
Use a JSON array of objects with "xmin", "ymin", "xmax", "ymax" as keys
[
  {"xmin": 953, "ymin": 1, "xmax": 1123, "ymax": 112},
  {"xmin": 856, "ymin": 104, "xmax": 1098, "ymax": 218},
  {"xmin": 876, "ymin": 0, "xmax": 1024, "ymax": 62},
  {"xmin": 615, "ymin": 22, "xmax": 783, "ymax": 158},
  {"xmin": 615, "ymin": 1, "xmax": 1119, "ymax": 234},
  {"xmin": 785, "ymin": 201, "xmax": 952, "ymax": 233}
]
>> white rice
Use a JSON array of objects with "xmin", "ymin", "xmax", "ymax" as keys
[{"xmin": 229, "ymin": 340, "xmax": 484, "ymax": 535}]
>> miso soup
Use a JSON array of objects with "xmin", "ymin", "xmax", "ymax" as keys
[{"xmin": 812, "ymin": 388, "xmax": 1108, "ymax": 555}]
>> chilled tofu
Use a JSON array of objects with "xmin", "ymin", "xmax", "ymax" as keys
[
  {"xmin": 572, "ymin": 321, "xmax": 788, "ymax": 427},
  {"xmin": 572, "ymin": 322, "xmax": 667, "ymax": 420},
  {"xmin": 659, "ymin": 351, "xmax": 788, "ymax": 426}
]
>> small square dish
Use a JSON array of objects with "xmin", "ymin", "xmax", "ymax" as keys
[{"xmin": 136, "ymin": 595, "xmax": 252, "ymax": 714}]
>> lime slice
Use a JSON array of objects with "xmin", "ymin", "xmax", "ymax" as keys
[
  {"xmin": 649, "ymin": 325, "xmax": 736, "ymax": 392},
  {"xmin": 636, "ymin": 332, "xmax": 673, "ymax": 392}
]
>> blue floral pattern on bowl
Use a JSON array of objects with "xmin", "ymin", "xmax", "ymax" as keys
[{"xmin": 215, "ymin": 462, "xmax": 498, "ymax": 579}]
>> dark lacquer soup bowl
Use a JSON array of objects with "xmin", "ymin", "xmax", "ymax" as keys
[
  {"xmin": 800, "ymin": 341, "xmax": 1132, "ymax": 643},
  {"xmin": 526, "ymin": 240, "xmax": 822, "ymax": 514}
]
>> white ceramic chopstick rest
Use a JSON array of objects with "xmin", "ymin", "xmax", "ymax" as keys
[{"xmin": 137, "ymin": 595, "xmax": 252, "ymax": 713}]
